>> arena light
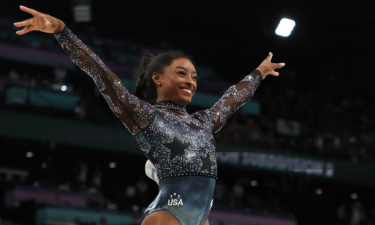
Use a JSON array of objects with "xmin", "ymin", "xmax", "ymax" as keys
[
  {"xmin": 132, "ymin": 205, "xmax": 139, "ymax": 211},
  {"xmin": 275, "ymin": 18, "xmax": 296, "ymax": 37},
  {"xmin": 61, "ymin": 85, "xmax": 67, "ymax": 92},
  {"xmin": 351, "ymin": 193, "xmax": 358, "ymax": 199},
  {"xmin": 26, "ymin": 152, "xmax": 33, "ymax": 158},
  {"xmin": 315, "ymin": 189, "xmax": 323, "ymax": 195},
  {"xmin": 109, "ymin": 162, "xmax": 116, "ymax": 168},
  {"xmin": 250, "ymin": 180, "xmax": 258, "ymax": 186}
]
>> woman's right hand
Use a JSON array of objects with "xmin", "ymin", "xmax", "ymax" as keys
[{"xmin": 14, "ymin": 5, "xmax": 65, "ymax": 35}]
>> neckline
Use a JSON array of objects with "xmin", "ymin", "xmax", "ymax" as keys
[{"xmin": 154, "ymin": 100, "xmax": 187, "ymax": 113}]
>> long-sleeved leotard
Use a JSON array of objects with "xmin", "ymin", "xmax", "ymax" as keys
[{"xmin": 54, "ymin": 25, "xmax": 263, "ymax": 181}]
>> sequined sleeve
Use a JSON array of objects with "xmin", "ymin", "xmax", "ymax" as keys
[
  {"xmin": 204, "ymin": 70, "xmax": 263, "ymax": 133},
  {"xmin": 54, "ymin": 25, "xmax": 155, "ymax": 135}
]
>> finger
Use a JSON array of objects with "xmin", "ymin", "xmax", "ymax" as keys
[
  {"xmin": 16, "ymin": 25, "xmax": 33, "ymax": 35},
  {"xmin": 268, "ymin": 52, "xmax": 273, "ymax": 62},
  {"xmin": 271, "ymin": 71, "xmax": 279, "ymax": 76},
  {"xmin": 13, "ymin": 18, "xmax": 34, "ymax": 27},
  {"xmin": 273, "ymin": 62, "xmax": 285, "ymax": 68},
  {"xmin": 20, "ymin": 5, "xmax": 39, "ymax": 17}
]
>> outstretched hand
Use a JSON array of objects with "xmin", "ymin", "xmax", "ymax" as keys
[
  {"xmin": 256, "ymin": 52, "xmax": 285, "ymax": 79},
  {"xmin": 14, "ymin": 5, "xmax": 65, "ymax": 35}
]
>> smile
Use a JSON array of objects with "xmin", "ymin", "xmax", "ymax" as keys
[{"xmin": 182, "ymin": 88, "xmax": 192, "ymax": 93}]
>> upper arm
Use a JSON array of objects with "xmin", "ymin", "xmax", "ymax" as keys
[{"xmin": 54, "ymin": 26, "xmax": 155, "ymax": 135}]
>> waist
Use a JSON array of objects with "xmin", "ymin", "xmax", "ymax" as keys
[
  {"xmin": 160, "ymin": 172, "xmax": 218, "ymax": 181},
  {"xmin": 159, "ymin": 175, "xmax": 216, "ymax": 198}
]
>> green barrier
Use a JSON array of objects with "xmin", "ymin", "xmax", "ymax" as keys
[
  {"xmin": 6, "ymin": 86, "xmax": 80, "ymax": 111},
  {"xmin": 36, "ymin": 206, "xmax": 135, "ymax": 225},
  {"xmin": 1, "ymin": 110, "xmax": 375, "ymax": 187}
]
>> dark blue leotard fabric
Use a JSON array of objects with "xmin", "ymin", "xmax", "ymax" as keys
[{"xmin": 143, "ymin": 176, "xmax": 216, "ymax": 225}]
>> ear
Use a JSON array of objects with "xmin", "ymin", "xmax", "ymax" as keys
[{"xmin": 152, "ymin": 72, "xmax": 161, "ymax": 85}]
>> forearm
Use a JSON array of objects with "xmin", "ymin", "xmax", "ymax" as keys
[{"xmin": 255, "ymin": 67, "xmax": 267, "ymax": 80}]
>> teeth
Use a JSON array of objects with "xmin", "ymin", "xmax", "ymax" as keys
[{"xmin": 182, "ymin": 89, "xmax": 191, "ymax": 93}]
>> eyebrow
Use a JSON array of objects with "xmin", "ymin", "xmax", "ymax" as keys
[{"xmin": 176, "ymin": 66, "xmax": 197, "ymax": 74}]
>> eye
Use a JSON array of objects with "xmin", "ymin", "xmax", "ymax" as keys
[
  {"xmin": 194, "ymin": 76, "xmax": 199, "ymax": 80},
  {"xmin": 178, "ymin": 71, "xmax": 186, "ymax": 75}
]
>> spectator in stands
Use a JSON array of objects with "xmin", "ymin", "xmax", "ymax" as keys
[
  {"xmin": 58, "ymin": 181, "xmax": 71, "ymax": 191},
  {"xmin": 213, "ymin": 181, "xmax": 226, "ymax": 208},
  {"xmin": 104, "ymin": 199, "xmax": 118, "ymax": 210},
  {"xmin": 86, "ymin": 194, "xmax": 101, "ymax": 208},
  {"xmin": 55, "ymin": 195, "xmax": 62, "ymax": 205},
  {"xmin": 125, "ymin": 185, "xmax": 136, "ymax": 206},
  {"xmin": 76, "ymin": 160, "xmax": 88, "ymax": 185},
  {"xmin": 91, "ymin": 165, "xmax": 102, "ymax": 191},
  {"xmin": 350, "ymin": 201, "xmax": 366, "ymax": 225},
  {"xmin": 20, "ymin": 72, "xmax": 31, "ymax": 86},
  {"xmin": 99, "ymin": 217, "xmax": 108, "ymax": 225},
  {"xmin": 129, "ymin": 216, "xmax": 141, "ymax": 225},
  {"xmin": 135, "ymin": 177, "xmax": 148, "ymax": 207},
  {"xmin": 75, "ymin": 101, "xmax": 87, "ymax": 121},
  {"xmin": 232, "ymin": 180, "xmax": 244, "ymax": 209},
  {"xmin": 54, "ymin": 64, "xmax": 67, "ymax": 84},
  {"xmin": 74, "ymin": 218, "xmax": 82, "ymax": 225},
  {"xmin": 8, "ymin": 69, "xmax": 20, "ymax": 84}
]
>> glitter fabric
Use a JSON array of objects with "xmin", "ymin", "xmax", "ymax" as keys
[{"xmin": 54, "ymin": 26, "xmax": 263, "ymax": 181}]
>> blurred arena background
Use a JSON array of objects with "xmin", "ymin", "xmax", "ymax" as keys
[{"xmin": 0, "ymin": 0, "xmax": 374, "ymax": 225}]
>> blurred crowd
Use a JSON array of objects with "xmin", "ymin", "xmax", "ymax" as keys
[
  {"xmin": 1, "ymin": 15, "xmax": 375, "ymax": 225},
  {"xmin": 1, "ymin": 62, "xmax": 374, "ymax": 165}
]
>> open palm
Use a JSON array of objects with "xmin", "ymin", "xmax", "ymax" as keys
[{"xmin": 14, "ymin": 5, "xmax": 63, "ymax": 35}]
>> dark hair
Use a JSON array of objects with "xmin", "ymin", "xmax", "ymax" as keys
[{"xmin": 134, "ymin": 50, "xmax": 191, "ymax": 104}]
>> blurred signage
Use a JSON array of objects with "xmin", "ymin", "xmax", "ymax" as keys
[{"xmin": 216, "ymin": 152, "xmax": 334, "ymax": 177}]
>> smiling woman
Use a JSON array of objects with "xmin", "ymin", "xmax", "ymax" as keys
[
  {"xmin": 133, "ymin": 51, "xmax": 198, "ymax": 106},
  {"xmin": 13, "ymin": 5, "xmax": 285, "ymax": 225}
]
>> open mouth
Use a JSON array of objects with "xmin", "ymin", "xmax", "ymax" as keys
[{"xmin": 179, "ymin": 87, "xmax": 192, "ymax": 95}]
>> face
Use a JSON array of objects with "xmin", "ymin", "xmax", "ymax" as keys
[{"xmin": 153, "ymin": 57, "xmax": 198, "ymax": 106}]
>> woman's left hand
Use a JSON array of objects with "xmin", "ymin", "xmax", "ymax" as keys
[{"xmin": 256, "ymin": 52, "xmax": 285, "ymax": 79}]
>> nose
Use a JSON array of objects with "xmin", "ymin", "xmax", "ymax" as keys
[{"xmin": 185, "ymin": 75, "xmax": 195, "ymax": 85}]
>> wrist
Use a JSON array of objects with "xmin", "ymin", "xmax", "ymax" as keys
[
  {"xmin": 255, "ymin": 67, "xmax": 266, "ymax": 80},
  {"xmin": 54, "ymin": 20, "xmax": 66, "ymax": 33}
]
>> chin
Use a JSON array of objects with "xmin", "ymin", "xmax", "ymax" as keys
[{"xmin": 179, "ymin": 96, "xmax": 192, "ymax": 106}]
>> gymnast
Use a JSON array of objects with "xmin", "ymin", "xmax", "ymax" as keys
[{"xmin": 14, "ymin": 5, "xmax": 285, "ymax": 225}]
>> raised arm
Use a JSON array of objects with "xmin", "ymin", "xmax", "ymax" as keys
[
  {"xmin": 203, "ymin": 70, "xmax": 262, "ymax": 133},
  {"xmin": 14, "ymin": 5, "xmax": 155, "ymax": 135},
  {"xmin": 54, "ymin": 25, "xmax": 155, "ymax": 135},
  {"xmin": 204, "ymin": 53, "xmax": 285, "ymax": 133}
]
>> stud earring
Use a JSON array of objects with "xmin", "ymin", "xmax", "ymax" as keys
[{"xmin": 157, "ymin": 82, "xmax": 161, "ymax": 86}]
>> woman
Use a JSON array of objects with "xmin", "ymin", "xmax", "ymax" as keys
[{"xmin": 14, "ymin": 5, "xmax": 285, "ymax": 225}]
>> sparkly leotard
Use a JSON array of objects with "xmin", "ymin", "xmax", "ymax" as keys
[{"xmin": 54, "ymin": 25, "xmax": 263, "ymax": 225}]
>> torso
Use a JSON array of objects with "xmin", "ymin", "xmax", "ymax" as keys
[{"xmin": 134, "ymin": 106, "xmax": 218, "ymax": 181}]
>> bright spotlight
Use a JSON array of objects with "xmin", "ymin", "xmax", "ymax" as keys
[
  {"xmin": 275, "ymin": 18, "xmax": 296, "ymax": 37},
  {"xmin": 61, "ymin": 85, "xmax": 67, "ymax": 92}
]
